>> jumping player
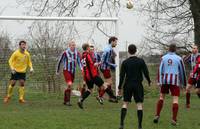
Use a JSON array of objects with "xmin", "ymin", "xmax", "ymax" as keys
[
  {"xmin": 56, "ymin": 41, "xmax": 83, "ymax": 106},
  {"xmin": 97, "ymin": 36, "xmax": 118, "ymax": 103},
  {"xmin": 77, "ymin": 43, "xmax": 118, "ymax": 109},
  {"xmin": 153, "ymin": 44, "xmax": 186, "ymax": 126},
  {"xmin": 4, "ymin": 40, "xmax": 33, "ymax": 103}
]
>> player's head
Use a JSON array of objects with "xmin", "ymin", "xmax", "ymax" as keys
[
  {"xmin": 68, "ymin": 41, "xmax": 76, "ymax": 52},
  {"xmin": 89, "ymin": 44, "xmax": 94, "ymax": 52},
  {"xmin": 82, "ymin": 43, "xmax": 90, "ymax": 51},
  {"xmin": 128, "ymin": 44, "xmax": 137, "ymax": 55},
  {"xmin": 108, "ymin": 36, "xmax": 118, "ymax": 47},
  {"xmin": 19, "ymin": 40, "xmax": 27, "ymax": 51},
  {"xmin": 169, "ymin": 43, "xmax": 176, "ymax": 52},
  {"xmin": 192, "ymin": 44, "xmax": 198, "ymax": 54}
]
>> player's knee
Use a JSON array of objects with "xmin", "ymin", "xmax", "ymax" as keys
[
  {"xmin": 87, "ymin": 89, "xmax": 93, "ymax": 93},
  {"xmin": 186, "ymin": 84, "xmax": 192, "ymax": 91},
  {"xmin": 159, "ymin": 94, "xmax": 165, "ymax": 100},
  {"xmin": 10, "ymin": 83, "xmax": 15, "ymax": 87},
  {"xmin": 106, "ymin": 78, "xmax": 112, "ymax": 84},
  {"xmin": 67, "ymin": 81, "xmax": 73, "ymax": 86},
  {"xmin": 172, "ymin": 96, "xmax": 179, "ymax": 103},
  {"xmin": 196, "ymin": 88, "xmax": 200, "ymax": 94},
  {"xmin": 67, "ymin": 84, "xmax": 72, "ymax": 89},
  {"xmin": 122, "ymin": 102, "xmax": 128, "ymax": 108},
  {"xmin": 20, "ymin": 83, "xmax": 25, "ymax": 87},
  {"xmin": 136, "ymin": 103, "xmax": 143, "ymax": 110},
  {"xmin": 19, "ymin": 81, "xmax": 25, "ymax": 86}
]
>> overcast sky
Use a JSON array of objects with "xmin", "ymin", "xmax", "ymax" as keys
[{"xmin": 0, "ymin": 0, "xmax": 146, "ymax": 51}]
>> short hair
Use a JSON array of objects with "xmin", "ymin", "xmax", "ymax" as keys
[
  {"xmin": 68, "ymin": 40, "xmax": 75, "ymax": 46},
  {"xmin": 108, "ymin": 36, "xmax": 118, "ymax": 44},
  {"xmin": 169, "ymin": 43, "xmax": 176, "ymax": 52},
  {"xmin": 82, "ymin": 43, "xmax": 90, "ymax": 51},
  {"xmin": 19, "ymin": 40, "xmax": 26, "ymax": 45},
  {"xmin": 192, "ymin": 44, "xmax": 198, "ymax": 49},
  {"xmin": 128, "ymin": 44, "xmax": 137, "ymax": 55},
  {"xmin": 89, "ymin": 45, "xmax": 94, "ymax": 50}
]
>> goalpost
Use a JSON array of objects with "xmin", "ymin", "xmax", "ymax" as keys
[{"xmin": 0, "ymin": 16, "xmax": 120, "ymax": 95}]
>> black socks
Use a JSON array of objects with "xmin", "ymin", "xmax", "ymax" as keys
[
  {"xmin": 137, "ymin": 110, "xmax": 143, "ymax": 129},
  {"xmin": 120, "ymin": 108, "xmax": 127, "ymax": 126}
]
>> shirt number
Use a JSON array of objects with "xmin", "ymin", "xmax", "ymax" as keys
[{"xmin": 168, "ymin": 59, "xmax": 173, "ymax": 66}]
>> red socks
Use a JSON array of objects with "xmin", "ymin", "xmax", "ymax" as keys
[
  {"xmin": 172, "ymin": 103, "xmax": 179, "ymax": 121},
  {"xmin": 156, "ymin": 99, "xmax": 163, "ymax": 116},
  {"xmin": 186, "ymin": 93, "xmax": 190, "ymax": 105},
  {"xmin": 64, "ymin": 89, "xmax": 71, "ymax": 103},
  {"xmin": 98, "ymin": 88, "xmax": 105, "ymax": 97}
]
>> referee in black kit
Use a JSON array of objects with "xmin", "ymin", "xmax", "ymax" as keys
[{"xmin": 118, "ymin": 44, "xmax": 151, "ymax": 129}]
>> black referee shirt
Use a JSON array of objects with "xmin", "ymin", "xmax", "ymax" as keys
[{"xmin": 118, "ymin": 56, "xmax": 151, "ymax": 89}]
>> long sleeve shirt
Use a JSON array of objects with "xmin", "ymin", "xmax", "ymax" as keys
[
  {"xmin": 9, "ymin": 49, "xmax": 33, "ymax": 73},
  {"xmin": 158, "ymin": 52, "xmax": 186, "ymax": 87},
  {"xmin": 100, "ymin": 44, "xmax": 116, "ymax": 70},
  {"xmin": 82, "ymin": 51, "xmax": 99, "ymax": 81},
  {"xmin": 118, "ymin": 56, "xmax": 151, "ymax": 89},
  {"xmin": 184, "ymin": 53, "xmax": 200, "ymax": 78},
  {"xmin": 56, "ymin": 48, "xmax": 82, "ymax": 74}
]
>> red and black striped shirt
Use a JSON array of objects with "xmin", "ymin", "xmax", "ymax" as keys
[{"xmin": 82, "ymin": 51, "xmax": 99, "ymax": 81}]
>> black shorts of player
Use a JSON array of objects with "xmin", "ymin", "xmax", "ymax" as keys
[
  {"xmin": 10, "ymin": 72, "xmax": 26, "ymax": 81},
  {"xmin": 196, "ymin": 79, "xmax": 200, "ymax": 88},
  {"xmin": 123, "ymin": 81, "xmax": 144, "ymax": 103},
  {"xmin": 86, "ymin": 76, "xmax": 104, "ymax": 90}
]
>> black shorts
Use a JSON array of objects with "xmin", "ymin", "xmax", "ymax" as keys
[
  {"xmin": 10, "ymin": 72, "xmax": 26, "ymax": 81},
  {"xmin": 86, "ymin": 76, "xmax": 104, "ymax": 89},
  {"xmin": 196, "ymin": 80, "xmax": 200, "ymax": 88},
  {"xmin": 123, "ymin": 82, "xmax": 144, "ymax": 103}
]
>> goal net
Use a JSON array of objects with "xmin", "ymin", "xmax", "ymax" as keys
[{"xmin": 0, "ymin": 16, "xmax": 119, "ymax": 96}]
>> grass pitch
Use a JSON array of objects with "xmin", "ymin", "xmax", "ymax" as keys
[{"xmin": 0, "ymin": 89, "xmax": 200, "ymax": 129}]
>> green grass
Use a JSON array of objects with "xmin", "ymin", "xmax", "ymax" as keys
[{"xmin": 0, "ymin": 89, "xmax": 200, "ymax": 129}]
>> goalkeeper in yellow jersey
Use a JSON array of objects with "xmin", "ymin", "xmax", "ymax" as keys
[{"xmin": 4, "ymin": 40, "xmax": 33, "ymax": 103}]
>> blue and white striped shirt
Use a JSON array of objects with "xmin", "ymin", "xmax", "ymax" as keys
[
  {"xmin": 100, "ymin": 44, "xmax": 116, "ymax": 70},
  {"xmin": 56, "ymin": 48, "xmax": 82, "ymax": 74},
  {"xmin": 158, "ymin": 52, "xmax": 186, "ymax": 87}
]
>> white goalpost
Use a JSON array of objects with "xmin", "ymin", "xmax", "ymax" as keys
[{"xmin": 0, "ymin": 15, "xmax": 120, "ymax": 95}]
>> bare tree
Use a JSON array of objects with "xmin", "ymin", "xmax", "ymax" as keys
[
  {"xmin": 28, "ymin": 21, "xmax": 68, "ymax": 93},
  {"xmin": 139, "ymin": 0, "xmax": 200, "ymax": 51},
  {"xmin": 16, "ymin": 0, "xmax": 121, "ymax": 37}
]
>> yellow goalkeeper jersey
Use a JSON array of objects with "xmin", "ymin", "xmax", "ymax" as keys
[{"xmin": 9, "ymin": 49, "xmax": 33, "ymax": 73}]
